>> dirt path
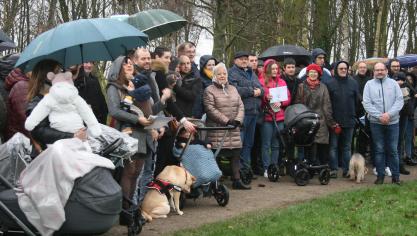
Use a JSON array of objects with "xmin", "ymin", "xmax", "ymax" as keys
[{"xmin": 103, "ymin": 166, "xmax": 417, "ymax": 236}]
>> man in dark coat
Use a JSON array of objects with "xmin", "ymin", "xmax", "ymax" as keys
[
  {"xmin": 298, "ymin": 48, "xmax": 333, "ymax": 85},
  {"xmin": 326, "ymin": 61, "xmax": 360, "ymax": 178},
  {"xmin": 177, "ymin": 42, "xmax": 200, "ymax": 78},
  {"xmin": 228, "ymin": 51, "xmax": 264, "ymax": 170}
]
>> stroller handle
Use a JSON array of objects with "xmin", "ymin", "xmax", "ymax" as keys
[{"xmin": 196, "ymin": 125, "xmax": 236, "ymax": 131}]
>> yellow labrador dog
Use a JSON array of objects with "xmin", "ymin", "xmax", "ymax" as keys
[
  {"xmin": 141, "ymin": 165, "xmax": 195, "ymax": 222},
  {"xmin": 348, "ymin": 153, "xmax": 368, "ymax": 183}
]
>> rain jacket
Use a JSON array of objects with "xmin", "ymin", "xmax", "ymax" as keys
[{"xmin": 362, "ymin": 76, "xmax": 404, "ymax": 125}]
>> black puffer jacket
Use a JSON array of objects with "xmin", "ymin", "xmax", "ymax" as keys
[{"xmin": 175, "ymin": 71, "xmax": 202, "ymax": 117}]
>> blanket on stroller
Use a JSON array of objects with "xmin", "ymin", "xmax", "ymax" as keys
[
  {"xmin": 16, "ymin": 138, "xmax": 115, "ymax": 236},
  {"xmin": 173, "ymin": 145, "xmax": 222, "ymax": 187}
]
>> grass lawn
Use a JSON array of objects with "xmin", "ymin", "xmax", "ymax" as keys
[{"xmin": 173, "ymin": 180, "xmax": 417, "ymax": 236}]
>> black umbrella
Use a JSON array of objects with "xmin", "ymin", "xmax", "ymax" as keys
[
  {"xmin": 259, "ymin": 44, "xmax": 311, "ymax": 66},
  {"xmin": 0, "ymin": 41, "xmax": 16, "ymax": 52}
]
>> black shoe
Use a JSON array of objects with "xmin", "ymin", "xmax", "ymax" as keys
[
  {"xmin": 342, "ymin": 172, "xmax": 350, "ymax": 178},
  {"xmin": 400, "ymin": 164, "xmax": 410, "ymax": 175},
  {"xmin": 232, "ymin": 180, "xmax": 251, "ymax": 190},
  {"xmin": 374, "ymin": 176, "xmax": 384, "ymax": 185},
  {"xmin": 392, "ymin": 177, "xmax": 401, "ymax": 185},
  {"xmin": 404, "ymin": 157, "xmax": 417, "ymax": 166}
]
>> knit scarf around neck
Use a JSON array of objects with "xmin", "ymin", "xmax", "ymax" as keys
[
  {"xmin": 204, "ymin": 68, "xmax": 213, "ymax": 79},
  {"xmin": 306, "ymin": 77, "xmax": 320, "ymax": 90}
]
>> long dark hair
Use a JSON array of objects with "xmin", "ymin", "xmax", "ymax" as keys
[
  {"xmin": 116, "ymin": 57, "xmax": 131, "ymax": 88},
  {"xmin": 27, "ymin": 59, "xmax": 61, "ymax": 100}
]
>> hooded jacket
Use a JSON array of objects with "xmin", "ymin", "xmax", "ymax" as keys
[
  {"xmin": 228, "ymin": 64, "xmax": 264, "ymax": 115},
  {"xmin": 5, "ymin": 68, "xmax": 30, "ymax": 139},
  {"xmin": 326, "ymin": 61, "xmax": 360, "ymax": 128},
  {"xmin": 362, "ymin": 76, "xmax": 404, "ymax": 125},
  {"xmin": 106, "ymin": 56, "xmax": 148, "ymax": 154},
  {"xmin": 297, "ymin": 48, "xmax": 332, "ymax": 84},
  {"xmin": 259, "ymin": 60, "xmax": 291, "ymax": 122},
  {"xmin": 199, "ymin": 55, "xmax": 217, "ymax": 89}
]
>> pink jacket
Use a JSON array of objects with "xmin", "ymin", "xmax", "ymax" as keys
[{"xmin": 258, "ymin": 60, "xmax": 291, "ymax": 122}]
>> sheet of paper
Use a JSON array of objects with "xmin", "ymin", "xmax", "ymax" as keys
[
  {"xmin": 144, "ymin": 116, "xmax": 174, "ymax": 130},
  {"xmin": 269, "ymin": 86, "xmax": 288, "ymax": 103}
]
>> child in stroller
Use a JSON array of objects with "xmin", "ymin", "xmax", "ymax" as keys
[{"xmin": 172, "ymin": 123, "xmax": 231, "ymax": 207}]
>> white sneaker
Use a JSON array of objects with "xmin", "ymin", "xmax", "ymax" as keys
[
  {"xmin": 385, "ymin": 167, "xmax": 392, "ymax": 177},
  {"xmin": 264, "ymin": 170, "xmax": 268, "ymax": 178},
  {"xmin": 373, "ymin": 167, "xmax": 377, "ymax": 176}
]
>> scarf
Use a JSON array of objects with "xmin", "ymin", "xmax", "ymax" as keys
[
  {"xmin": 306, "ymin": 77, "xmax": 320, "ymax": 90},
  {"xmin": 204, "ymin": 68, "xmax": 213, "ymax": 79}
]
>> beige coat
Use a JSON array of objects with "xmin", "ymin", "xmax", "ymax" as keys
[{"xmin": 204, "ymin": 82, "xmax": 244, "ymax": 149}]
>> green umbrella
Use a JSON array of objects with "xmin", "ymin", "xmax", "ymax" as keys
[
  {"xmin": 15, "ymin": 18, "xmax": 148, "ymax": 72},
  {"xmin": 119, "ymin": 9, "xmax": 187, "ymax": 40}
]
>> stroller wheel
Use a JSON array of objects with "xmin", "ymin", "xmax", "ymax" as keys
[
  {"xmin": 213, "ymin": 184, "xmax": 230, "ymax": 207},
  {"xmin": 267, "ymin": 164, "xmax": 279, "ymax": 182},
  {"xmin": 319, "ymin": 169, "xmax": 331, "ymax": 185},
  {"xmin": 179, "ymin": 192, "xmax": 186, "ymax": 210},
  {"xmin": 240, "ymin": 168, "xmax": 252, "ymax": 185},
  {"xmin": 294, "ymin": 169, "xmax": 310, "ymax": 186}
]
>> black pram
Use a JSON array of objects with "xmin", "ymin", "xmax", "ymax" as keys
[{"xmin": 266, "ymin": 104, "xmax": 331, "ymax": 186}]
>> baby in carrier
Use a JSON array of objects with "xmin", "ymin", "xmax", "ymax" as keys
[
  {"xmin": 25, "ymin": 71, "xmax": 102, "ymax": 140},
  {"xmin": 119, "ymin": 74, "xmax": 153, "ymax": 134}
]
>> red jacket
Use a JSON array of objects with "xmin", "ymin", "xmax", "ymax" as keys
[
  {"xmin": 258, "ymin": 61, "xmax": 291, "ymax": 122},
  {"xmin": 5, "ymin": 68, "xmax": 30, "ymax": 140}
]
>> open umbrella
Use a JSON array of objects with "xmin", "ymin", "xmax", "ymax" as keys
[
  {"xmin": 0, "ymin": 41, "xmax": 16, "ymax": 52},
  {"xmin": 113, "ymin": 9, "xmax": 187, "ymax": 40},
  {"xmin": 259, "ymin": 44, "xmax": 311, "ymax": 66},
  {"xmin": 352, "ymin": 57, "xmax": 389, "ymax": 71},
  {"xmin": 396, "ymin": 54, "xmax": 417, "ymax": 68},
  {"xmin": 15, "ymin": 18, "xmax": 148, "ymax": 72},
  {"xmin": 0, "ymin": 29, "xmax": 14, "ymax": 44}
]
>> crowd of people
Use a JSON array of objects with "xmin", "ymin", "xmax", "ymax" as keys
[{"xmin": 1, "ymin": 42, "xmax": 417, "ymax": 223}]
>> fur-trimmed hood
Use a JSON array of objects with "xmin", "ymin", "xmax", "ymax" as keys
[{"xmin": 151, "ymin": 60, "xmax": 168, "ymax": 74}]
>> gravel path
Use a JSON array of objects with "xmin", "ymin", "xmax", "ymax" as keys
[{"xmin": 103, "ymin": 165, "xmax": 417, "ymax": 236}]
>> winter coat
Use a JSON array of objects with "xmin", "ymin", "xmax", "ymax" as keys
[
  {"xmin": 326, "ymin": 61, "xmax": 360, "ymax": 128},
  {"xmin": 282, "ymin": 73, "xmax": 302, "ymax": 105},
  {"xmin": 151, "ymin": 60, "xmax": 185, "ymax": 120},
  {"xmin": 191, "ymin": 62, "xmax": 200, "ymax": 79},
  {"xmin": 199, "ymin": 55, "xmax": 217, "ymax": 89},
  {"xmin": 259, "ymin": 73, "xmax": 291, "ymax": 123},
  {"xmin": 353, "ymin": 73, "xmax": 372, "ymax": 117},
  {"xmin": 0, "ymin": 95, "xmax": 6, "ymax": 141},
  {"xmin": 106, "ymin": 56, "xmax": 149, "ymax": 155},
  {"xmin": 26, "ymin": 95, "xmax": 74, "ymax": 150},
  {"xmin": 175, "ymin": 71, "xmax": 202, "ymax": 117},
  {"xmin": 362, "ymin": 76, "xmax": 404, "ymax": 125},
  {"xmin": 74, "ymin": 70, "xmax": 108, "ymax": 124},
  {"xmin": 204, "ymin": 81, "xmax": 244, "ymax": 149},
  {"xmin": 228, "ymin": 64, "xmax": 264, "ymax": 115},
  {"xmin": 25, "ymin": 73, "xmax": 102, "ymax": 138},
  {"xmin": 294, "ymin": 82, "xmax": 335, "ymax": 144},
  {"xmin": 4, "ymin": 68, "xmax": 30, "ymax": 140}
]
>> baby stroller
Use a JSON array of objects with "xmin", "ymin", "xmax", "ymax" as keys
[
  {"xmin": 173, "ymin": 120, "xmax": 236, "ymax": 208},
  {"xmin": 266, "ymin": 104, "xmax": 331, "ymax": 186},
  {"xmin": 0, "ymin": 130, "xmax": 141, "ymax": 236}
]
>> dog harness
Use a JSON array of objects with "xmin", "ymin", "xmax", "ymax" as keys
[{"xmin": 146, "ymin": 167, "xmax": 189, "ymax": 198}]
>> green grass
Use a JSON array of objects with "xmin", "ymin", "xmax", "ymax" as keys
[{"xmin": 173, "ymin": 181, "xmax": 417, "ymax": 236}]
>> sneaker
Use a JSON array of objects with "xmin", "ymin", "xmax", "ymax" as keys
[
  {"xmin": 404, "ymin": 156, "xmax": 417, "ymax": 166},
  {"xmin": 374, "ymin": 176, "xmax": 384, "ymax": 185},
  {"xmin": 385, "ymin": 167, "xmax": 392, "ymax": 177},
  {"xmin": 373, "ymin": 167, "xmax": 377, "ymax": 176},
  {"xmin": 392, "ymin": 177, "xmax": 401, "ymax": 185},
  {"xmin": 264, "ymin": 170, "xmax": 268, "ymax": 178},
  {"xmin": 329, "ymin": 170, "xmax": 338, "ymax": 178}
]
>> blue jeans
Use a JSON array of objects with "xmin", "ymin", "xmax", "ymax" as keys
[
  {"xmin": 261, "ymin": 121, "xmax": 283, "ymax": 170},
  {"xmin": 370, "ymin": 122, "xmax": 400, "ymax": 178},
  {"xmin": 404, "ymin": 118, "xmax": 414, "ymax": 158},
  {"xmin": 329, "ymin": 127, "xmax": 354, "ymax": 173},
  {"xmin": 240, "ymin": 114, "xmax": 258, "ymax": 169}
]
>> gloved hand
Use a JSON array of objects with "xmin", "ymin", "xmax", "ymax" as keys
[
  {"xmin": 332, "ymin": 123, "xmax": 342, "ymax": 135},
  {"xmin": 227, "ymin": 119, "xmax": 241, "ymax": 128}
]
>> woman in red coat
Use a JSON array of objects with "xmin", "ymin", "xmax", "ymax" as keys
[{"xmin": 258, "ymin": 59, "xmax": 291, "ymax": 178}]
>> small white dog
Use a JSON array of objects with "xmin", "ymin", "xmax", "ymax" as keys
[{"xmin": 348, "ymin": 153, "xmax": 368, "ymax": 183}]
